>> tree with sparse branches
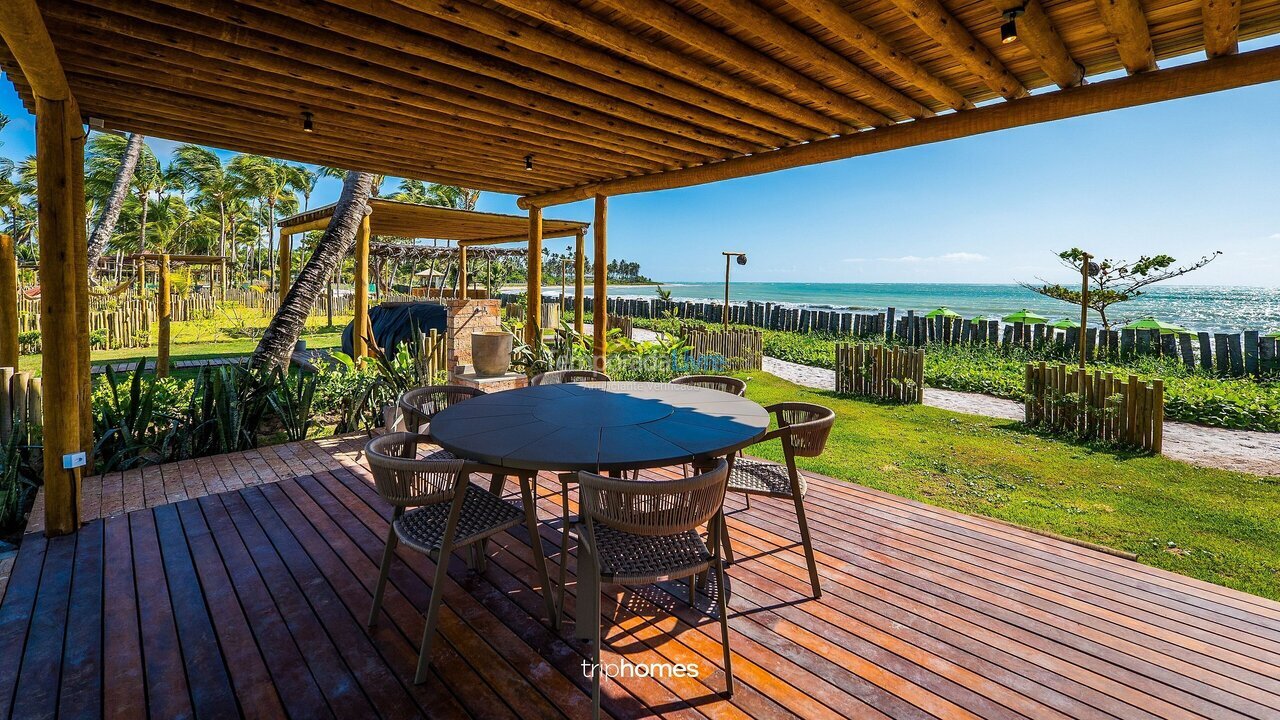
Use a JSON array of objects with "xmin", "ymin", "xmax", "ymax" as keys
[{"xmin": 1021, "ymin": 247, "xmax": 1222, "ymax": 330}]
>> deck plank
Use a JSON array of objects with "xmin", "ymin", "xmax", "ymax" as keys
[{"xmin": 7, "ymin": 438, "xmax": 1280, "ymax": 720}]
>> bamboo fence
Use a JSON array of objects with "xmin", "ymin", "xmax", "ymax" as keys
[
  {"xmin": 684, "ymin": 328, "xmax": 763, "ymax": 371},
  {"xmin": 1024, "ymin": 362, "xmax": 1164, "ymax": 453},
  {"xmin": 834, "ymin": 343, "xmax": 925, "ymax": 404},
  {"xmin": 1, "ymin": 367, "xmax": 42, "ymax": 444},
  {"xmin": 575, "ymin": 294, "xmax": 1280, "ymax": 378}
]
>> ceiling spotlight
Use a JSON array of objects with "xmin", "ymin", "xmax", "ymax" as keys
[
  {"xmin": 301, "ymin": 111, "xmax": 314, "ymax": 133},
  {"xmin": 524, "ymin": 155, "xmax": 534, "ymax": 171},
  {"xmin": 1001, "ymin": 7, "xmax": 1024, "ymax": 44}
]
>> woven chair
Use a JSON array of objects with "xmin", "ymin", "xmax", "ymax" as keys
[
  {"xmin": 398, "ymin": 385, "xmax": 485, "ymax": 441},
  {"xmin": 575, "ymin": 460, "xmax": 733, "ymax": 718},
  {"xmin": 530, "ymin": 369, "xmax": 610, "ymax": 385},
  {"xmin": 364, "ymin": 432, "xmax": 558, "ymax": 684},
  {"xmin": 725, "ymin": 402, "xmax": 834, "ymax": 598},
  {"xmin": 670, "ymin": 374, "xmax": 747, "ymax": 396}
]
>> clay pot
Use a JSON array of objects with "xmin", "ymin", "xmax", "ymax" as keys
[{"xmin": 471, "ymin": 330, "xmax": 513, "ymax": 377}]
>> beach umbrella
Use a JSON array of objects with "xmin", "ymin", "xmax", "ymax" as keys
[
  {"xmin": 970, "ymin": 315, "xmax": 992, "ymax": 322},
  {"xmin": 1264, "ymin": 330, "xmax": 1280, "ymax": 339},
  {"xmin": 1002, "ymin": 309, "xmax": 1047, "ymax": 324},
  {"xmin": 1123, "ymin": 317, "xmax": 1187, "ymax": 334},
  {"xmin": 1050, "ymin": 318, "xmax": 1080, "ymax": 330},
  {"xmin": 925, "ymin": 306, "xmax": 961, "ymax": 319}
]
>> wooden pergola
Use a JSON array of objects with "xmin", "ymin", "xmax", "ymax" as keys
[
  {"xmin": 277, "ymin": 198, "xmax": 589, "ymax": 357},
  {"xmin": 2, "ymin": 0, "xmax": 1280, "ymax": 535}
]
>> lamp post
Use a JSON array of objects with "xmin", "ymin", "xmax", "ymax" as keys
[
  {"xmin": 1080, "ymin": 252, "xmax": 1100, "ymax": 369},
  {"xmin": 722, "ymin": 251, "xmax": 747, "ymax": 330}
]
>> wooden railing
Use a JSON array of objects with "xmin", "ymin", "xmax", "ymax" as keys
[
  {"xmin": 1, "ymin": 367, "xmax": 42, "ymax": 444},
  {"xmin": 834, "ymin": 343, "xmax": 924, "ymax": 404},
  {"xmin": 1024, "ymin": 363, "xmax": 1164, "ymax": 452},
  {"xmin": 684, "ymin": 329, "xmax": 763, "ymax": 371}
]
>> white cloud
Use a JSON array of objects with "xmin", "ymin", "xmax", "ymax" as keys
[
  {"xmin": 1269, "ymin": 233, "xmax": 1280, "ymax": 240},
  {"xmin": 844, "ymin": 252, "xmax": 987, "ymax": 264}
]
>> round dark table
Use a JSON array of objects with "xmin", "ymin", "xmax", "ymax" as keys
[{"xmin": 429, "ymin": 381, "xmax": 769, "ymax": 473}]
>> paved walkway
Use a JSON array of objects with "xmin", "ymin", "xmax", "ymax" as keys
[{"xmin": 760, "ymin": 355, "xmax": 1280, "ymax": 477}]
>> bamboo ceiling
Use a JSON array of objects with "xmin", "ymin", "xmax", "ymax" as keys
[
  {"xmin": 278, "ymin": 198, "xmax": 587, "ymax": 241},
  {"xmin": 3, "ymin": 0, "xmax": 1280, "ymax": 205}
]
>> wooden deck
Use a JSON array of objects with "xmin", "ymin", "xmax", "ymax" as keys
[{"xmin": 5, "ymin": 438, "xmax": 1280, "ymax": 719}]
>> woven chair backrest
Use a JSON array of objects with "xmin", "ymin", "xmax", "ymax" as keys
[
  {"xmin": 399, "ymin": 385, "xmax": 484, "ymax": 427},
  {"xmin": 578, "ymin": 460, "xmax": 728, "ymax": 537},
  {"xmin": 531, "ymin": 369, "xmax": 611, "ymax": 386},
  {"xmin": 670, "ymin": 375, "xmax": 747, "ymax": 396},
  {"xmin": 364, "ymin": 432, "xmax": 466, "ymax": 507},
  {"xmin": 774, "ymin": 402, "xmax": 836, "ymax": 457}
]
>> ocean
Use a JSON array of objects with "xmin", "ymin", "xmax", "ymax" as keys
[{"xmin": 547, "ymin": 282, "xmax": 1280, "ymax": 334}]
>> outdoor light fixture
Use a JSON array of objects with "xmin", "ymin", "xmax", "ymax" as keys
[
  {"xmin": 301, "ymin": 111, "xmax": 314, "ymax": 133},
  {"xmin": 524, "ymin": 155, "xmax": 534, "ymax": 170},
  {"xmin": 1001, "ymin": 7, "xmax": 1025, "ymax": 44},
  {"xmin": 722, "ymin": 252, "xmax": 747, "ymax": 330}
]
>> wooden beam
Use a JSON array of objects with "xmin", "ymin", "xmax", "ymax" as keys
[
  {"xmin": 994, "ymin": 0, "xmax": 1084, "ymax": 88},
  {"xmin": 157, "ymin": 254, "xmax": 171, "ymax": 379},
  {"xmin": 458, "ymin": 244, "xmax": 468, "ymax": 300},
  {"xmin": 0, "ymin": 0, "xmax": 72, "ymax": 101},
  {"xmin": 520, "ymin": 46, "xmax": 1280, "ymax": 208},
  {"xmin": 353, "ymin": 213, "xmax": 371, "ymax": 359},
  {"xmin": 884, "ymin": 0, "xmax": 1029, "ymax": 99},
  {"xmin": 54, "ymin": 0, "xmax": 721, "ymax": 167},
  {"xmin": 35, "ymin": 95, "xmax": 81, "ymax": 536},
  {"xmin": 278, "ymin": 230, "xmax": 291, "ymax": 304},
  {"xmin": 591, "ymin": 0, "xmax": 919, "ymax": 123},
  {"xmin": 574, "ymin": 230, "xmax": 586, "ymax": 335},
  {"xmin": 526, "ymin": 207, "xmax": 543, "ymax": 346},
  {"xmin": 592, "ymin": 196, "xmax": 608, "ymax": 372},
  {"xmin": 1203, "ymin": 0, "xmax": 1241, "ymax": 57},
  {"xmin": 279, "ymin": 217, "xmax": 331, "ymax": 235},
  {"xmin": 376, "ymin": 0, "xmax": 804, "ymax": 144},
  {"xmin": 488, "ymin": 0, "xmax": 844, "ymax": 136},
  {"xmin": 778, "ymin": 0, "xmax": 972, "ymax": 112},
  {"xmin": 1093, "ymin": 0, "xmax": 1157, "ymax": 74},
  {"xmin": 71, "ymin": 130, "xmax": 92, "ymax": 454},
  {"xmin": 0, "ymin": 234, "xmax": 16, "ymax": 370}
]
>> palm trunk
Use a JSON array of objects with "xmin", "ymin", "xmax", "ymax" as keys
[
  {"xmin": 218, "ymin": 200, "xmax": 227, "ymax": 259},
  {"xmin": 87, "ymin": 132, "xmax": 145, "ymax": 270},
  {"xmin": 137, "ymin": 192, "xmax": 149, "ymax": 255},
  {"xmin": 267, "ymin": 200, "xmax": 276, "ymax": 293},
  {"xmin": 251, "ymin": 171, "xmax": 373, "ymax": 372}
]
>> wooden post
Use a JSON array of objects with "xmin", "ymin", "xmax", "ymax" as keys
[
  {"xmin": 592, "ymin": 195, "xmax": 607, "ymax": 371},
  {"xmin": 1079, "ymin": 252, "xmax": 1090, "ymax": 369},
  {"xmin": 35, "ymin": 96, "xmax": 81, "ymax": 536},
  {"xmin": 526, "ymin": 206, "xmax": 543, "ymax": 346},
  {"xmin": 574, "ymin": 229, "xmax": 585, "ymax": 334},
  {"xmin": 353, "ymin": 212, "xmax": 371, "ymax": 358},
  {"xmin": 458, "ymin": 244, "xmax": 468, "ymax": 299},
  {"xmin": 71, "ymin": 130, "xmax": 92, "ymax": 452},
  {"xmin": 157, "ymin": 254, "xmax": 171, "ymax": 378},
  {"xmin": 0, "ymin": 233, "xmax": 17, "ymax": 370},
  {"xmin": 278, "ymin": 229, "xmax": 292, "ymax": 304}
]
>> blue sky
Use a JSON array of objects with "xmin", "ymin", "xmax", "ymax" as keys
[{"xmin": 3, "ymin": 40, "xmax": 1278, "ymax": 287}]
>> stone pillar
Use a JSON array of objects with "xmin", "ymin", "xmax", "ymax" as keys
[{"xmin": 444, "ymin": 298, "xmax": 502, "ymax": 372}]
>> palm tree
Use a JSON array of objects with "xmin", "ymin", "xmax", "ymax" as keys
[
  {"xmin": 85, "ymin": 132, "xmax": 147, "ymax": 269},
  {"xmin": 129, "ymin": 144, "xmax": 166, "ymax": 257},
  {"xmin": 230, "ymin": 155, "xmax": 302, "ymax": 291},
  {"xmin": 252, "ymin": 171, "xmax": 374, "ymax": 371},
  {"xmin": 321, "ymin": 166, "xmax": 384, "ymax": 196},
  {"xmin": 169, "ymin": 145, "xmax": 241, "ymax": 260}
]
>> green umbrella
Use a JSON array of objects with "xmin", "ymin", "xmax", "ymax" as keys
[
  {"xmin": 1050, "ymin": 318, "xmax": 1080, "ymax": 330},
  {"xmin": 925, "ymin": 306, "xmax": 961, "ymax": 319},
  {"xmin": 970, "ymin": 315, "xmax": 993, "ymax": 322},
  {"xmin": 1123, "ymin": 316, "xmax": 1187, "ymax": 334},
  {"xmin": 1002, "ymin": 309, "xmax": 1048, "ymax": 324},
  {"xmin": 1264, "ymin": 330, "xmax": 1280, "ymax": 339}
]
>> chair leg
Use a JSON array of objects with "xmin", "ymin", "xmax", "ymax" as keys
[
  {"xmin": 590, "ymin": 600, "xmax": 603, "ymax": 720},
  {"xmin": 415, "ymin": 534, "xmax": 457, "ymax": 684},
  {"xmin": 488, "ymin": 472, "xmax": 506, "ymax": 496},
  {"xmin": 792, "ymin": 494, "xmax": 821, "ymax": 599},
  {"xmin": 714, "ymin": 555, "xmax": 734, "ymax": 697},
  {"xmin": 521, "ymin": 473, "xmax": 561, "ymax": 630},
  {"xmin": 575, "ymin": 540, "xmax": 599, "ymax": 642},
  {"xmin": 720, "ymin": 512, "xmax": 735, "ymax": 566},
  {"xmin": 368, "ymin": 520, "xmax": 398, "ymax": 628},
  {"xmin": 559, "ymin": 482, "xmax": 572, "ymax": 624}
]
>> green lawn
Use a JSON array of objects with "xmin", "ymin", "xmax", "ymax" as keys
[{"xmin": 742, "ymin": 372, "xmax": 1280, "ymax": 601}]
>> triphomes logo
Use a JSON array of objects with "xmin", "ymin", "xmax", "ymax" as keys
[{"xmin": 583, "ymin": 658, "xmax": 700, "ymax": 679}]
